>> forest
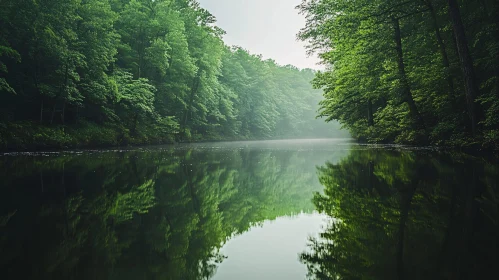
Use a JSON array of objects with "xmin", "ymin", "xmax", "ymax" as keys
[
  {"xmin": 2, "ymin": 0, "xmax": 497, "ymax": 151},
  {"xmin": 0, "ymin": 0, "xmax": 346, "ymax": 150},
  {"xmin": 298, "ymin": 0, "xmax": 499, "ymax": 150}
]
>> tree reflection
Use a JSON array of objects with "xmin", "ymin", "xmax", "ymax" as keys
[
  {"xmin": 302, "ymin": 150, "xmax": 499, "ymax": 280},
  {"xmin": 0, "ymin": 147, "xmax": 331, "ymax": 280}
]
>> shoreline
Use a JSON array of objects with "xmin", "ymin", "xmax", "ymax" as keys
[{"xmin": 1, "ymin": 136, "xmax": 496, "ymax": 160}]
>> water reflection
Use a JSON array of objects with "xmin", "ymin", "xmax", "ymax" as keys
[
  {"xmin": 0, "ymin": 141, "xmax": 348, "ymax": 280},
  {"xmin": 2, "ymin": 142, "xmax": 497, "ymax": 279},
  {"xmin": 213, "ymin": 213, "xmax": 328, "ymax": 280},
  {"xmin": 302, "ymin": 149, "xmax": 499, "ymax": 280}
]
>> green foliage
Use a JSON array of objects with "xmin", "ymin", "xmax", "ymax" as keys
[
  {"xmin": 0, "ymin": 0, "xmax": 348, "ymax": 149},
  {"xmin": 0, "ymin": 45, "xmax": 20, "ymax": 94},
  {"xmin": 69, "ymin": 121, "xmax": 122, "ymax": 147},
  {"xmin": 0, "ymin": 120, "xmax": 174, "ymax": 150},
  {"xmin": 299, "ymin": 0, "xmax": 499, "ymax": 149},
  {"xmin": 0, "ymin": 121, "xmax": 72, "ymax": 149}
]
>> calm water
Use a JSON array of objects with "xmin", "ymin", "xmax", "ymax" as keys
[{"xmin": 0, "ymin": 139, "xmax": 498, "ymax": 279}]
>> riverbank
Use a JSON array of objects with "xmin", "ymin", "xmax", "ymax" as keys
[
  {"xmin": 0, "ymin": 121, "xmax": 276, "ymax": 152},
  {"xmin": 1, "ymin": 121, "xmax": 497, "ymax": 156},
  {"xmin": 0, "ymin": 121, "xmax": 176, "ymax": 151}
]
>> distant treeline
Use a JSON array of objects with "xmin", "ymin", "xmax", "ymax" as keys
[
  {"xmin": 298, "ymin": 0, "xmax": 499, "ymax": 150},
  {"xmin": 0, "ymin": 0, "xmax": 346, "ymax": 150}
]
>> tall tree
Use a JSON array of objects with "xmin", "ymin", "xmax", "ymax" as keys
[{"xmin": 447, "ymin": 0, "xmax": 479, "ymax": 135}]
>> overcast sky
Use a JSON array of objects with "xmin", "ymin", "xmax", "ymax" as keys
[{"xmin": 197, "ymin": 0, "xmax": 321, "ymax": 70}]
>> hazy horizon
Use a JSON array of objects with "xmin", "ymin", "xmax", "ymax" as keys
[{"xmin": 197, "ymin": 0, "xmax": 322, "ymax": 70}]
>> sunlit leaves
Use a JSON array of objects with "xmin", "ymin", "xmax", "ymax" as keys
[{"xmin": 299, "ymin": 0, "xmax": 499, "ymax": 147}]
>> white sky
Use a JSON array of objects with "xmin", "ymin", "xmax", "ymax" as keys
[{"xmin": 197, "ymin": 0, "xmax": 321, "ymax": 70}]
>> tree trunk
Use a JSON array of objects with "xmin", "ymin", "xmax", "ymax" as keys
[
  {"xmin": 367, "ymin": 98, "xmax": 374, "ymax": 127},
  {"xmin": 137, "ymin": 27, "xmax": 145, "ymax": 79},
  {"xmin": 131, "ymin": 113, "xmax": 138, "ymax": 136},
  {"xmin": 447, "ymin": 0, "xmax": 479, "ymax": 135},
  {"xmin": 61, "ymin": 102, "xmax": 65, "ymax": 125},
  {"xmin": 182, "ymin": 71, "xmax": 201, "ymax": 133},
  {"xmin": 51, "ymin": 59, "xmax": 70, "ymax": 125},
  {"xmin": 392, "ymin": 17, "xmax": 426, "ymax": 131},
  {"xmin": 495, "ymin": 61, "xmax": 499, "ymax": 98},
  {"xmin": 424, "ymin": 0, "xmax": 455, "ymax": 97},
  {"xmin": 494, "ymin": 3, "xmax": 499, "ymax": 98},
  {"xmin": 40, "ymin": 100, "xmax": 44, "ymax": 123},
  {"xmin": 50, "ymin": 104, "xmax": 56, "ymax": 124},
  {"xmin": 33, "ymin": 48, "xmax": 44, "ymax": 123}
]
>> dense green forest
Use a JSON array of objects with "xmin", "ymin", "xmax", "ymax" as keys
[
  {"xmin": 298, "ymin": 0, "xmax": 499, "ymax": 149},
  {"xmin": 0, "ymin": 0, "xmax": 346, "ymax": 150}
]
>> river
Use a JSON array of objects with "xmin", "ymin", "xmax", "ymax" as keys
[{"xmin": 0, "ymin": 139, "xmax": 498, "ymax": 279}]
